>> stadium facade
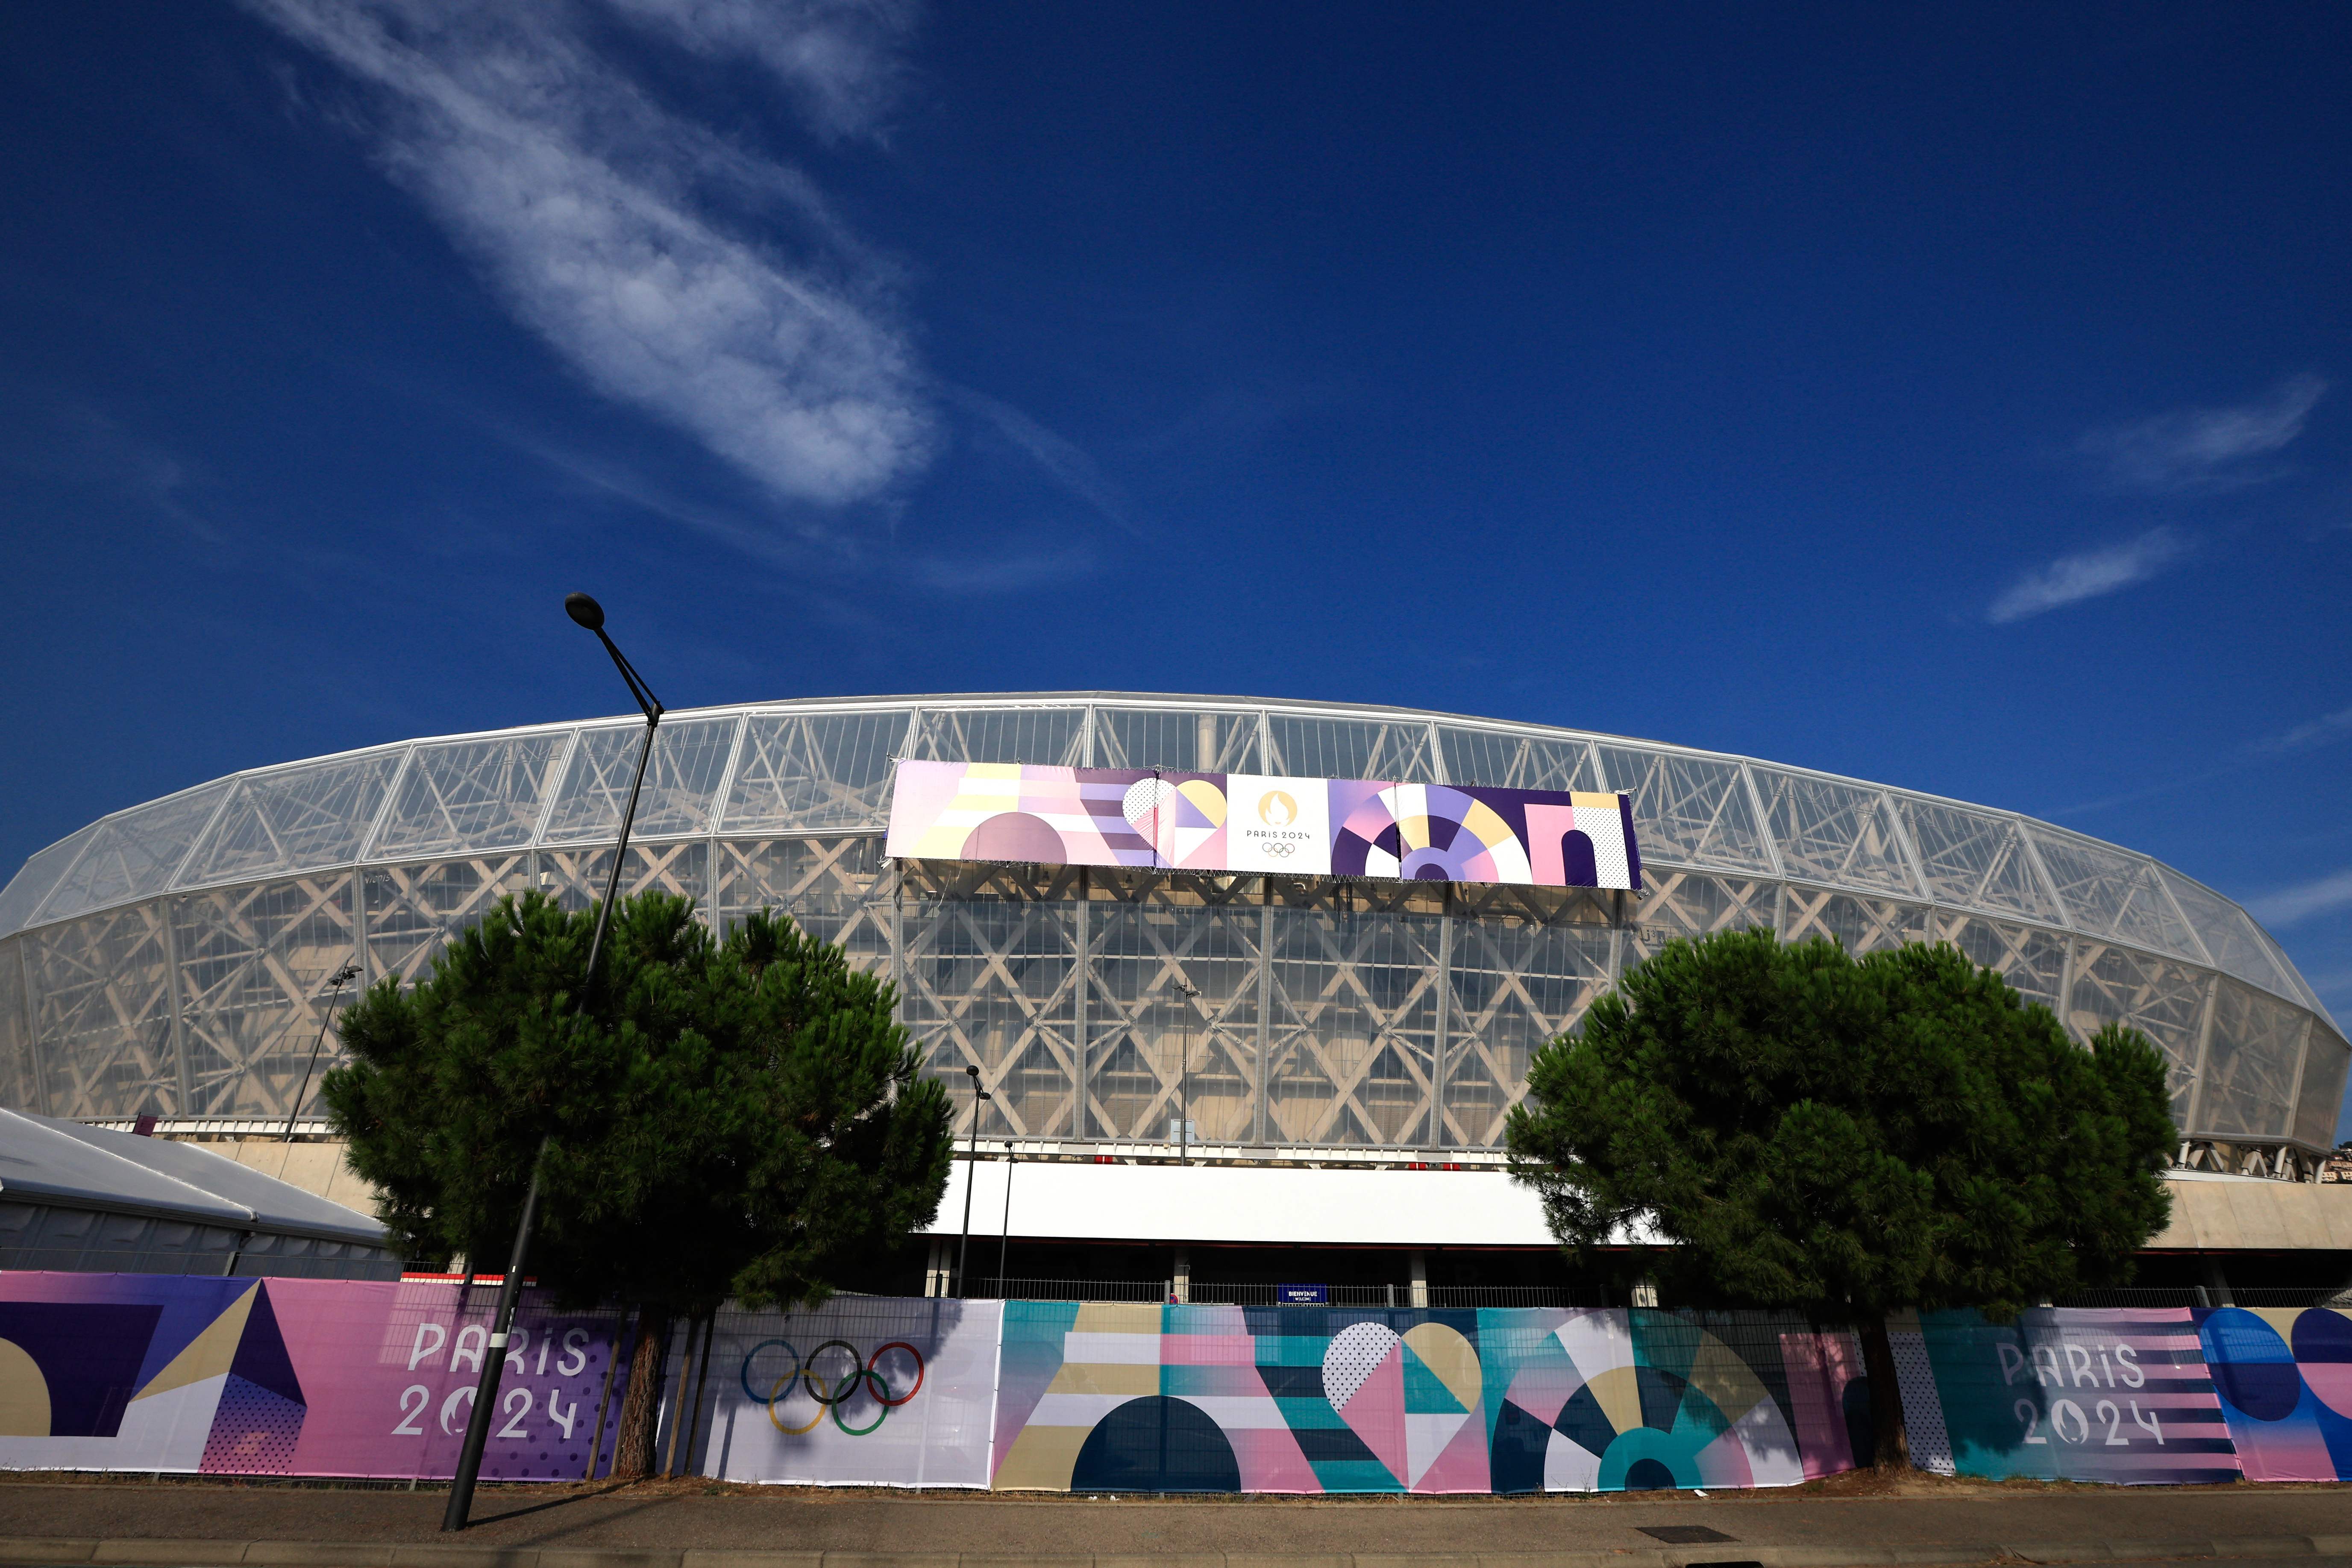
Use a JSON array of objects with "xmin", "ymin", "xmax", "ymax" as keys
[{"xmin": 0, "ymin": 693, "xmax": 2342, "ymax": 1207}]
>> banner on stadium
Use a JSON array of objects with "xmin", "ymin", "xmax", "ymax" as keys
[{"xmin": 885, "ymin": 762, "xmax": 1642, "ymax": 891}]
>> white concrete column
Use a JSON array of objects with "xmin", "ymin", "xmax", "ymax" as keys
[
  {"xmin": 1172, "ymin": 1246, "xmax": 1190, "ymax": 1304},
  {"xmin": 924, "ymin": 1236, "xmax": 952, "ymax": 1298},
  {"xmin": 1408, "ymin": 1250, "xmax": 1429, "ymax": 1309}
]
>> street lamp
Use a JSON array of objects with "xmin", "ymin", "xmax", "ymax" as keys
[
  {"xmin": 954, "ymin": 1063, "xmax": 991, "ymax": 1297},
  {"xmin": 995, "ymin": 1138, "xmax": 1016, "ymax": 1295},
  {"xmin": 1171, "ymin": 979, "xmax": 1199, "ymax": 1164},
  {"xmin": 443, "ymin": 592, "xmax": 664, "ymax": 1533},
  {"xmin": 282, "ymin": 961, "xmax": 361, "ymax": 1142}
]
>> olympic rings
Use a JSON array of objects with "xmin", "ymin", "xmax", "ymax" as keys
[{"xmin": 741, "ymin": 1337, "xmax": 925, "ymax": 1436}]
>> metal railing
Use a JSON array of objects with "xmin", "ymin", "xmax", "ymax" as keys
[
  {"xmin": 2054, "ymin": 1286, "xmax": 2352, "ymax": 1310},
  {"xmin": 969, "ymin": 1278, "xmax": 1611, "ymax": 1308}
]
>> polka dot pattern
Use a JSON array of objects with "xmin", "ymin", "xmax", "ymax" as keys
[{"xmin": 1323, "ymin": 1321, "xmax": 1400, "ymax": 1412}]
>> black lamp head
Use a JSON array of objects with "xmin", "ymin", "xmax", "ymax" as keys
[
  {"xmin": 965, "ymin": 1064, "xmax": 981, "ymax": 1079},
  {"xmin": 564, "ymin": 592, "xmax": 606, "ymax": 631}
]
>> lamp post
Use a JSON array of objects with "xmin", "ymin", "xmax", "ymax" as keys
[
  {"xmin": 995, "ymin": 1138, "xmax": 1016, "ymax": 1295},
  {"xmin": 282, "ymin": 961, "xmax": 360, "ymax": 1142},
  {"xmin": 953, "ymin": 1063, "xmax": 991, "ymax": 1297},
  {"xmin": 443, "ymin": 592, "xmax": 664, "ymax": 1533},
  {"xmin": 1172, "ymin": 979, "xmax": 1198, "ymax": 1163}
]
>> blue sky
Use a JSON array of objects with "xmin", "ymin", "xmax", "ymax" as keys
[{"xmin": 2, "ymin": 4, "xmax": 2349, "ymax": 1122}]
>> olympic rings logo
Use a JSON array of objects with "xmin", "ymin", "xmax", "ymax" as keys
[{"xmin": 740, "ymin": 1339, "xmax": 925, "ymax": 1436}]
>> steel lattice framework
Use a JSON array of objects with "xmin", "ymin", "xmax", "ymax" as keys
[{"xmin": 0, "ymin": 694, "xmax": 2340, "ymax": 1170}]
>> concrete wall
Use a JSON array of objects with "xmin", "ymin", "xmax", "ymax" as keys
[{"xmin": 2150, "ymin": 1173, "xmax": 2352, "ymax": 1251}]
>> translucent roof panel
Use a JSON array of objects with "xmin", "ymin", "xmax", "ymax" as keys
[
  {"xmin": 1437, "ymin": 728, "xmax": 1600, "ymax": 793},
  {"xmin": 2026, "ymin": 827, "xmax": 2203, "ymax": 960},
  {"xmin": 369, "ymin": 731, "xmax": 570, "ymax": 858},
  {"xmin": 1264, "ymin": 714, "xmax": 1441, "ymax": 782},
  {"xmin": 1594, "ymin": 747, "xmax": 1773, "ymax": 872},
  {"xmin": 2293, "ymin": 1027, "xmax": 2349, "ymax": 1149},
  {"xmin": 907, "ymin": 706, "xmax": 1085, "ymax": 766},
  {"xmin": 0, "ymin": 823, "xmax": 101, "ymax": 939},
  {"xmin": 177, "ymin": 750, "xmax": 403, "ymax": 887},
  {"xmin": 2251, "ymin": 924, "xmax": 2325, "ymax": 1013},
  {"xmin": 539, "ymin": 716, "xmax": 739, "ymax": 843},
  {"xmin": 719, "ymin": 709, "xmax": 910, "ymax": 833},
  {"xmin": 1092, "ymin": 708, "xmax": 1261, "ymax": 773},
  {"xmin": 2196, "ymin": 978, "xmax": 2308, "ymax": 1141},
  {"xmin": 1753, "ymin": 770, "xmax": 1918, "ymax": 896},
  {"xmin": 37, "ymin": 782, "xmax": 233, "ymax": 923},
  {"xmin": 2159, "ymin": 869, "xmax": 2295, "ymax": 1001},
  {"xmin": 1894, "ymin": 796, "xmax": 2061, "ymax": 922}
]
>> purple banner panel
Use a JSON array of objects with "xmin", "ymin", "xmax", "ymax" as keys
[
  {"xmin": 0, "ymin": 1272, "xmax": 631, "ymax": 1481},
  {"xmin": 2198, "ymin": 1306, "xmax": 2352, "ymax": 1482},
  {"xmin": 886, "ymin": 762, "xmax": 1641, "ymax": 891}
]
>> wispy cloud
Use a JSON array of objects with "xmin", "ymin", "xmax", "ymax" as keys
[
  {"xmin": 950, "ymin": 387, "xmax": 1139, "ymax": 536},
  {"xmin": 2246, "ymin": 868, "xmax": 2352, "ymax": 929},
  {"xmin": 245, "ymin": 0, "xmax": 934, "ymax": 511},
  {"xmin": 2078, "ymin": 374, "xmax": 2327, "ymax": 495},
  {"xmin": 1987, "ymin": 526, "xmax": 2189, "ymax": 624},
  {"xmin": 2261, "ymin": 704, "xmax": 2352, "ymax": 754}
]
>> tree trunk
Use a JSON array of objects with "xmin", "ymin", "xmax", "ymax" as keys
[
  {"xmin": 610, "ymin": 1306, "xmax": 670, "ymax": 1479},
  {"xmin": 1857, "ymin": 1311, "xmax": 1912, "ymax": 1471}
]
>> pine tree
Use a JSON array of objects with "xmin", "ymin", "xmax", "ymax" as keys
[
  {"xmin": 1505, "ymin": 928, "xmax": 2175, "ymax": 1467},
  {"xmin": 324, "ymin": 890, "xmax": 953, "ymax": 1477}
]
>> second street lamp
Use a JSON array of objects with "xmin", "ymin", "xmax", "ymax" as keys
[
  {"xmin": 954, "ymin": 1063, "xmax": 991, "ymax": 1298},
  {"xmin": 442, "ymin": 592, "xmax": 664, "ymax": 1533}
]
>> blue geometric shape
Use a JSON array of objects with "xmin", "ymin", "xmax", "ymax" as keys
[
  {"xmin": 1489, "ymin": 1398, "xmax": 1553, "ymax": 1495},
  {"xmin": 226, "ymin": 1282, "xmax": 304, "ymax": 1408},
  {"xmin": 0, "ymin": 1302, "xmax": 161, "ymax": 1437},
  {"xmin": 1070, "ymin": 1396, "xmax": 1239, "ymax": 1493}
]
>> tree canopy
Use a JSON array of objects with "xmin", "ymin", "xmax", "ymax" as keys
[{"xmin": 1505, "ymin": 928, "xmax": 2176, "ymax": 1464}]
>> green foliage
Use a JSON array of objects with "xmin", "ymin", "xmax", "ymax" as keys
[
  {"xmin": 324, "ymin": 890, "xmax": 954, "ymax": 1314},
  {"xmin": 1505, "ymin": 929, "xmax": 2176, "ymax": 1320}
]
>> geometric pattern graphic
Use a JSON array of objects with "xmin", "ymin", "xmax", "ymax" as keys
[
  {"xmin": 887, "ymin": 763, "xmax": 1641, "ymax": 892},
  {"xmin": 0, "ymin": 694, "xmax": 2335, "ymax": 1157},
  {"xmin": 2197, "ymin": 1307, "xmax": 2352, "ymax": 1482}
]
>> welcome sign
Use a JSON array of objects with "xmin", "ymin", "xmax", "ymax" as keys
[{"xmin": 885, "ymin": 762, "xmax": 1641, "ymax": 891}]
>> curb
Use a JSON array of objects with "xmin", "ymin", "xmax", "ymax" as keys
[{"xmin": 5, "ymin": 1540, "xmax": 2352, "ymax": 1568}]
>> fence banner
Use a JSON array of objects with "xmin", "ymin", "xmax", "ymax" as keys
[
  {"xmin": 684, "ymin": 1297, "xmax": 1001, "ymax": 1488},
  {"xmin": 0, "ymin": 1272, "xmax": 631, "ymax": 1481},
  {"xmin": 1899, "ymin": 1308, "xmax": 2239, "ymax": 1484},
  {"xmin": 983, "ymin": 1304, "xmax": 1860, "ymax": 1493},
  {"xmin": 2197, "ymin": 1306, "xmax": 2352, "ymax": 1481}
]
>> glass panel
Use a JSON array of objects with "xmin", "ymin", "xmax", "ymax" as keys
[
  {"xmin": 31, "ymin": 903, "xmax": 180, "ymax": 1119},
  {"xmin": 370, "ymin": 732, "xmax": 568, "ymax": 858},
  {"xmin": 536, "ymin": 841, "xmax": 710, "ymax": 916},
  {"xmin": 1624, "ymin": 871, "xmax": 1776, "ymax": 968},
  {"xmin": 1263, "ymin": 714, "xmax": 1440, "ymax": 782},
  {"xmin": 173, "ymin": 875, "xmax": 361, "ymax": 1118},
  {"xmin": 1263, "ymin": 899, "xmax": 1442, "ymax": 1146},
  {"xmin": 899, "ymin": 863, "xmax": 1083, "ymax": 1139},
  {"xmin": 38, "ymin": 783, "xmax": 233, "ymax": 923},
  {"xmin": 2066, "ymin": 942, "xmax": 2210, "ymax": 1126},
  {"xmin": 1894, "ymin": 798, "xmax": 2061, "ymax": 921},
  {"xmin": 2155, "ymin": 869, "xmax": 2292, "ymax": 1001},
  {"xmin": 907, "ymin": 706, "xmax": 1085, "ymax": 766},
  {"xmin": 2292, "ymin": 1025, "xmax": 2348, "ymax": 1148},
  {"xmin": 0, "ymin": 823, "xmax": 104, "ymax": 938},
  {"xmin": 1436, "ymin": 728, "xmax": 1600, "ymax": 793},
  {"xmin": 1752, "ymin": 769, "xmax": 1918, "ymax": 896},
  {"xmin": 712, "ymin": 837, "xmax": 893, "ymax": 975},
  {"xmin": 2026, "ymin": 828, "xmax": 2202, "ymax": 960},
  {"xmin": 1592, "ymin": 747, "xmax": 1773, "ymax": 872},
  {"xmin": 719, "ymin": 711, "xmax": 910, "ymax": 833},
  {"xmin": 362, "ymin": 855, "xmax": 535, "ymax": 986},
  {"xmin": 1443, "ymin": 916, "xmax": 1613, "ymax": 1148},
  {"xmin": 538, "ymin": 717, "xmax": 738, "ymax": 843},
  {"xmin": 1091, "ymin": 709, "xmax": 1262, "ymax": 774},
  {"xmin": 179, "ymin": 751, "xmax": 404, "ymax": 887},
  {"xmin": 2197, "ymin": 979, "xmax": 2308, "ymax": 1140},
  {"xmin": 2253, "ymin": 926, "xmax": 2325, "ymax": 1013},
  {"xmin": 1086, "ymin": 877, "xmax": 1263, "ymax": 1142},
  {"xmin": 0, "ymin": 939, "xmax": 35, "ymax": 1113},
  {"xmin": 1930, "ymin": 913, "xmax": 2069, "ymax": 1012},
  {"xmin": 1780, "ymin": 890, "xmax": 1930, "ymax": 954}
]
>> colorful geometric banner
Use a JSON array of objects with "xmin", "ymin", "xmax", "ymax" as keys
[
  {"xmin": 885, "ymin": 762, "xmax": 1642, "ymax": 891},
  {"xmin": 2197, "ymin": 1306, "xmax": 2352, "ymax": 1481}
]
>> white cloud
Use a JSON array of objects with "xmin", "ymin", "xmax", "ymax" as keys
[
  {"xmin": 2261, "ymin": 703, "xmax": 2352, "ymax": 753},
  {"xmin": 2246, "ymin": 868, "xmax": 2352, "ymax": 929},
  {"xmin": 950, "ymin": 387, "xmax": 1137, "ymax": 536},
  {"xmin": 245, "ymin": 0, "xmax": 934, "ymax": 510},
  {"xmin": 2079, "ymin": 374, "xmax": 2328, "ymax": 494},
  {"xmin": 1986, "ymin": 526, "xmax": 2190, "ymax": 624},
  {"xmin": 602, "ymin": 0, "xmax": 916, "ymax": 141}
]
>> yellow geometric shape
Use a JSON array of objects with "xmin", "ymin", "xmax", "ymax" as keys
[
  {"xmin": 1044, "ymin": 1360, "xmax": 1158, "ymax": 1397},
  {"xmin": 1072, "ymin": 1302, "xmax": 1162, "ymax": 1335},
  {"xmin": 134, "ymin": 1282, "xmax": 257, "ymax": 1402},
  {"xmin": 1177, "ymin": 778, "xmax": 1227, "ymax": 828},
  {"xmin": 1570, "ymin": 792, "xmax": 1619, "ymax": 811},
  {"xmin": 0, "ymin": 1339, "xmax": 50, "ymax": 1436},
  {"xmin": 992, "ymin": 1421, "xmax": 1093, "ymax": 1490},
  {"xmin": 1683, "ymin": 1331, "xmax": 1769, "ymax": 1428},
  {"xmin": 1401, "ymin": 1321, "xmax": 1480, "ymax": 1412},
  {"xmin": 1583, "ymin": 1364, "xmax": 1643, "ymax": 1437}
]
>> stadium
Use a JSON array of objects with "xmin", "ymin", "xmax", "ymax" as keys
[{"xmin": 0, "ymin": 693, "xmax": 2343, "ymax": 1298}]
